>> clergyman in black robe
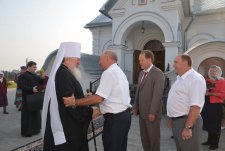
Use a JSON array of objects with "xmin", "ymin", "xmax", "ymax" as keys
[
  {"xmin": 18, "ymin": 61, "xmax": 45, "ymax": 137},
  {"xmin": 42, "ymin": 42, "xmax": 98, "ymax": 151}
]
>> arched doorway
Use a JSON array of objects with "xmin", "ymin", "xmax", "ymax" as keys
[
  {"xmin": 132, "ymin": 40, "xmax": 165, "ymax": 84},
  {"xmin": 144, "ymin": 40, "xmax": 165, "ymax": 71},
  {"xmin": 198, "ymin": 57, "xmax": 225, "ymax": 78}
]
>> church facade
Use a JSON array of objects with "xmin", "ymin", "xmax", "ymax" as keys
[{"xmin": 85, "ymin": 0, "xmax": 225, "ymax": 84}]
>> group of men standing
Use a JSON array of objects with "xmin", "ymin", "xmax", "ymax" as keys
[{"xmin": 40, "ymin": 41, "xmax": 207, "ymax": 151}]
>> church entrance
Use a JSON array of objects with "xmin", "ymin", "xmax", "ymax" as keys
[{"xmin": 133, "ymin": 40, "xmax": 165, "ymax": 84}]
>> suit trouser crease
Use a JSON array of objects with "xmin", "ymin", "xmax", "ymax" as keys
[
  {"xmin": 172, "ymin": 117, "xmax": 202, "ymax": 151},
  {"xmin": 139, "ymin": 117, "xmax": 161, "ymax": 151}
]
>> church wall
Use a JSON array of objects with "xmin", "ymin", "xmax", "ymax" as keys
[
  {"xmin": 90, "ymin": 26, "xmax": 112, "ymax": 55},
  {"xmin": 109, "ymin": 0, "xmax": 182, "ymax": 44},
  {"xmin": 186, "ymin": 12, "xmax": 225, "ymax": 49}
]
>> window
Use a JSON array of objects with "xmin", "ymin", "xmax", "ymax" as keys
[
  {"xmin": 200, "ymin": 0, "xmax": 225, "ymax": 11},
  {"xmin": 138, "ymin": 0, "xmax": 147, "ymax": 5},
  {"xmin": 192, "ymin": 0, "xmax": 225, "ymax": 12}
]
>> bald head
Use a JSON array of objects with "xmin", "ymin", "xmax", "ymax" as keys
[
  {"xmin": 99, "ymin": 50, "xmax": 118, "ymax": 70},
  {"xmin": 103, "ymin": 50, "xmax": 118, "ymax": 62}
]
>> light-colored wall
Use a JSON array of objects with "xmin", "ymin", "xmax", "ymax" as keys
[
  {"xmin": 90, "ymin": 26, "xmax": 112, "ymax": 55},
  {"xmin": 87, "ymin": 0, "xmax": 225, "ymax": 84},
  {"xmin": 186, "ymin": 12, "xmax": 225, "ymax": 49}
]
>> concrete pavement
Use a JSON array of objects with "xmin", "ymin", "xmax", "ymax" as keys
[{"xmin": 0, "ymin": 89, "xmax": 224, "ymax": 151}]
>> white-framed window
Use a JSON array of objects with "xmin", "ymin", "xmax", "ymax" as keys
[
  {"xmin": 191, "ymin": 0, "xmax": 225, "ymax": 13},
  {"xmin": 138, "ymin": 0, "xmax": 147, "ymax": 5}
]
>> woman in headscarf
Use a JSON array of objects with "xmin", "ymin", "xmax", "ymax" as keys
[
  {"xmin": 0, "ymin": 71, "xmax": 8, "ymax": 114},
  {"xmin": 201, "ymin": 65, "xmax": 225, "ymax": 150}
]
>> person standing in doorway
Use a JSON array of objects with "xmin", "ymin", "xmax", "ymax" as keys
[{"xmin": 133, "ymin": 50, "xmax": 165, "ymax": 151}]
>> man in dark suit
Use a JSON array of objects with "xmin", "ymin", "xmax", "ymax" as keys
[{"xmin": 133, "ymin": 50, "xmax": 165, "ymax": 151}]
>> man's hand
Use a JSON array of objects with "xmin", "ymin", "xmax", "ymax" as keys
[
  {"xmin": 132, "ymin": 108, "xmax": 138, "ymax": 116},
  {"xmin": 182, "ymin": 128, "xmax": 192, "ymax": 140},
  {"xmin": 92, "ymin": 107, "xmax": 101, "ymax": 119},
  {"xmin": 167, "ymin": 118, "xmax": 173, "ymax": 129},
  {"xmin": 85, "ymin": 92, "xmax": 93, "ymax": 98},
  {"xmin": 63, "ymin": 95, "xmax": 75, "ymax": 107},
  {"xmin": 33, "ymin": 86, "xmax": 38, "ymax": 93},
  {"xmin": 148, "ymin": 114, "xmax": 156, "ymax": 122}
]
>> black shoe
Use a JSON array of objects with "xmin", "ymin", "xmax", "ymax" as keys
[
  {"xmin": 202, "ymin": 141, "xmax": 212, "ymax": 145},
  {"xmin": 209, "ymin": 145, "xmax": 218, "ymax": 150},
  {"xmin": 3, "ymin": 111, "xmax": 8, "ymax": 114}
]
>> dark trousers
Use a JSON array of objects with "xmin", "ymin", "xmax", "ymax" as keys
[
  {"xmin": 103, "ymin": 109, "xmax": 131, "ymax": 151},
  {"xmin": 205, "ymin": 132, "xmax": 221, "ymax": 147}
]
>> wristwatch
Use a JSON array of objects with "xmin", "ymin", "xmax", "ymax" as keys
[{"xmin": 185, "ymin": 125, "xmax": 193, "ymax": 130}]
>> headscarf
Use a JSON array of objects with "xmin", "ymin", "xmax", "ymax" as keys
[
  {"xmin": 208, "ymin": 65, "xmax": 224, "ymax": 81},
  {"xmin": 42, "ymin": 42, "xmax": 81, "ymax": 145}
]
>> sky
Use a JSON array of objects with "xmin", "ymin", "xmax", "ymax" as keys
[{"xmin": 0, "ymin": 0, "xmax": 107, "ymax": 71}]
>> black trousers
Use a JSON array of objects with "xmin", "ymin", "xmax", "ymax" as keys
[{"xmin": 103, "ymin": 109, "xmax": 131, "ymax": 151}]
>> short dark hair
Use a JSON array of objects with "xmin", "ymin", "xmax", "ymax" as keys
[
  {"xmin": 27, "ymin": 61, "xmax": 37, "ymax": 67},
  {"xmin": 140, "ymin": 50, "xmax": 154, "ymax": 62},
  {"xmin": 180, "ymin": 54, "xmax": 192, "ymax": 67}
]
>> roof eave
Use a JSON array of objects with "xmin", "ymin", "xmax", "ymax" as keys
[{"xmin": 84, "ymin": 22, "xmax": 112, "ymax": 29}]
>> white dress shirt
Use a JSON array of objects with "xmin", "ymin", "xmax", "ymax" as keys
[
  {"xmin": 167, "ymin": 68, "xmax": 206, "ymax": 118},
  {"xmin": 96, "ymin": 63, "xmax": 132, "ymax": 114}
]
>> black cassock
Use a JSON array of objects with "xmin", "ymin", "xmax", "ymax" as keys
[
  {"xmin": 18, "ymin": 71, "xmax": 44, "ymax": 136},
  {"xmin": 43, "ymin": 64, "xmax": 93, "ymax": 151}
]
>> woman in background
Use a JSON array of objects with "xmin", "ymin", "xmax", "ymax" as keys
[
  {"xmin": 201, "ymin": 65, "xmax": 225, "ymax": 150},
  {"xmin": 0, "ymin": 71, "xmax": 9, "ymax": 114}
]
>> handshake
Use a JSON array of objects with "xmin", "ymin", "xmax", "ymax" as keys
[{"xmin": 63, "ymin": 94, "xmax": 101, "ymax": 119}]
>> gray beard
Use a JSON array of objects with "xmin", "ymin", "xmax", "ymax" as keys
[{"xmin": 71, "ymin": 67, "xmax": 82, "ymax": 82}]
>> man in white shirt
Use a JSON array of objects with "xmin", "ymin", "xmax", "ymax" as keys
[
  {"xmin": 167, "ymin": 54, "xmax": 206, "ymax": 151},
  {"xmin": 63, "ymin": 50, "xmax": 132, "ymax": 151}
]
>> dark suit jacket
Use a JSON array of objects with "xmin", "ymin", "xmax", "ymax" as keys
[{"xmin": 133, "ymin": 66, "xmax": 165, "ymax": 120}]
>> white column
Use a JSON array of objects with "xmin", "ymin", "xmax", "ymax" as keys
[
  {"xmin": 108, "ymin": 45, "xmax": 127, "ymax": 70},
  {"xmin": 124, "ymin": 50, "xmax": 134, "ymax": 83},
  {"xmin": 163, "ymin": 42, "xmax": 180, "ymax": 71}
]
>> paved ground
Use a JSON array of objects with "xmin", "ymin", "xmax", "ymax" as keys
[{"xmin": 0, "ymin": 89, "xmax": 224, "ymax": 151}]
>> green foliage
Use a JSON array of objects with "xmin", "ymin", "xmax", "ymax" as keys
[{"xmin": 7, "ymin": 81, "xmax": 17, "ymax": 89}]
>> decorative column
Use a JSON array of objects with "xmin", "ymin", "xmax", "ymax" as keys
[
  {"xmin": 162, "ymin": 42, "xmax": 180, "ymax": 71},
  {"xmin": 108, "ymin": 45, "xmax": 128, "ymax": 71}
]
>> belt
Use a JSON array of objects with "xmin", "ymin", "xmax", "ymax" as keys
[
  {"xmin": 171, "ymin": 115, "xmax": 187, "ymax": 120},
  {"xmin": 103, "ymin": 108, "xmax": 131, "ymax": 117}
]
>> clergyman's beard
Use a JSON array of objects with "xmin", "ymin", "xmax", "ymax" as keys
[{"xmin": 71, "ymin": 67, "xmax": 82, "ymax": 82}]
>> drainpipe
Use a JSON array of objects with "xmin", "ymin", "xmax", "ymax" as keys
[{"xmin": 184, "ymin": 1, "xmax": 196, "ymax": 51}]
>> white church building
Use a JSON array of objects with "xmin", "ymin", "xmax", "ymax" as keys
[
  {"xmin": 84, "ymin": 0, "xmax": 225, "ymax": 84},
  {"xmin": 43, "ymin": 0, "xmax": 225, "ymax": 92}
]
